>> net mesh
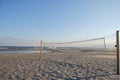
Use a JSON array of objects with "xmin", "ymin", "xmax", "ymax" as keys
[
  {"xmin": 44, "ymin": 33, "xmax": 117, "ymax": 52},
  {"xmin": 44, "ymin": 37, "xmax": 106, "ymax": 52}
]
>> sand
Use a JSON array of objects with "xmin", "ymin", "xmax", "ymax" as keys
[{"xmin": 0, "ymin": 51, "xmax": 120, "ymax": 80}]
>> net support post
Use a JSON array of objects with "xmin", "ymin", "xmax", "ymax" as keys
[
  {"xmin": 40, "ymin": 40, "xmax": 43, "ymax": 59},
  {"xmin": 116, "ymin": 31, "xmax": 120, "ymax": 75},
  {"xmin": 103, "ymin": 37, "xmax": 107, "ymax": 51}
]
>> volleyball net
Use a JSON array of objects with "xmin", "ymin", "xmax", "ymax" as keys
[
  {"xmin": 44, "ymin": 37, "xmax": 106, "ymax": 53},
  {"xmin": 43, "ymin": 32, "xmax": 118, "ymax": 53}
]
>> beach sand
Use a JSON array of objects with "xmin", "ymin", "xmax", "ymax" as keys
[{"xmin": 0, "ymin": 51, "xmax": 120, "ymax": 80}]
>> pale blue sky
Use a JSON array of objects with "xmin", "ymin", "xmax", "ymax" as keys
[{"xmin": 0, "ymin": 0, "xmax": 120, "ymax": 45}]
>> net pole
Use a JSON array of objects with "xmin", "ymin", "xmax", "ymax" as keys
[
  {"xmin": 103, "ymin": 37, "xmax": 107, "ymax": 51},
  {"xmin": 40, "ymin": 40, "xmax": 43, "ymax": 59},
  {"xmin": 116, "ymin": 31, "xmax": 120, "ymax": 75}
]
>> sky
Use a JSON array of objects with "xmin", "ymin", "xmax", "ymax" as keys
[{"xmin": 0, "ymin": 0, "xmax": 120, "ymax": 46}]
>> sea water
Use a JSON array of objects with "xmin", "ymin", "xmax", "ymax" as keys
[{"xmin": 0, "ymin": 50, "xmax": 40, "ymax": 54}]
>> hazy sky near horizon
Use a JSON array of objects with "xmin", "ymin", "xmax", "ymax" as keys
[{"xmin": 0, "ymin": 0, "xmax": 120, "ymax": 45}]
